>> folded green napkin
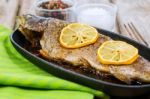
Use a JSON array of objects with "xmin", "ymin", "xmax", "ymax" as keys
[{"xmin": 0, "ymin": 25, "xmax": 109, "ymax": 99}]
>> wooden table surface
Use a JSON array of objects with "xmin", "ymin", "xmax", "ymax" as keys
[
  {"xmin": 0, "ymin": 0, "xmax": 150, "ymax": 47},
  {"xmin": 0, "ymin": 0, "xmax": 35, "ymax": 28},
  {"xmin": 0, "ymin": 0, "xmax": 149, "ymax": 99}
]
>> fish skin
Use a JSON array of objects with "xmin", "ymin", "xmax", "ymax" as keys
[
  {"xmin": 18, "ymin": 15, "xmax": 150, "ymax": 84},
  {"xmin": 18, "ymin": 15, "xmax": 48, "ymax": 47}
]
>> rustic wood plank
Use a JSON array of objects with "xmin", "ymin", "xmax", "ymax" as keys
[
  {"xmin": 76, "ymin": 0, "xmax": 110, "ymax": 4},
  {"xmin": 112, "ymin": 0, "xmax": 150, "ymax": 47},
  {"xmin": 19, "ymin": 0, "xmax": 36, "ymax": 15},
  {"xmin": 13, "ymin": 0, "xmax": 35, "ymax": 28},
  {"xmin": 0, "ymin": 0, "xmax": 19, "ymax": 29}
]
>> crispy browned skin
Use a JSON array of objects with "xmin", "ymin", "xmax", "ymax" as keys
[{"xmin": 19, "ymin": 15, "xmax": 150, "ymax": 84}]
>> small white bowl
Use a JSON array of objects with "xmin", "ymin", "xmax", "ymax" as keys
[{"xmin": 74, "ymin": 3, "xmax": 117, "ymax": 31}]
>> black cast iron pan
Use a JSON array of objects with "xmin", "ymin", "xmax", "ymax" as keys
[{"xmin": 10, "ymin": 29, "xmax": 150, "ymax": 97}]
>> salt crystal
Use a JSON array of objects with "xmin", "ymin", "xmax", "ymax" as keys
[{"xmin": 77, "ymin": 7, "xmax": 114, "ymax": 30}]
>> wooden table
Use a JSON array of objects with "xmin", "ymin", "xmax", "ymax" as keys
[
  {"xmin": 0, "ymin": 0, "xmax": 150, "ymax": 46},
  {"xmin": 0, "ymin": 0, "xmax": 149, "ymax": 99},
  {"xmin": 0, "ymin": 0, "xmax": 35, "ymax": 29}
]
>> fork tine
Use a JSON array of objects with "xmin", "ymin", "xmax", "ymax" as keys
[
  {"xmin": 130, "ymin": 22, "xmax": 149, "ymax": 46},
  {"xmin": 123, "ymin": 22, "xmax": 148, "ymax": 46},
  {"xmin": 123, "ymin": 22, "xmax": 149, "ymax": 46},
  {"xmin": 128, "ymin": 22, "xmax": 148, "ymax": 46},
  {"xmin": 123, "ymin": 23, "xmax": 136, "ymax": 40},
  {"xmin": 127, "ymin": 23, "xmax": 142, "ymax": 42}
]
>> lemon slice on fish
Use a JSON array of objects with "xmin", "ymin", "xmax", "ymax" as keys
[
  {"xmin": 97, "ymin": 41, "xmax": 138, "ymax": 65},
  {"xmin": 60, "ymin": 23, "xmax": 99, "ymax": 48}
]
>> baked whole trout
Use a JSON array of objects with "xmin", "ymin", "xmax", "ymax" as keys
[{"xmin": 18, "ymin": 15, "xmax": 150, "ymax": 84}]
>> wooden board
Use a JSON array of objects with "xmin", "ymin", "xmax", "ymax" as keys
[
  {"xmin": 0, "ymin": 0, "xmax": 149, "ymax": 46},
  {"xmin": 0, "ymin": 0, "xmax": 19, "ymax": 29},
  {"xmin": 19, "ymin": 0, "xmax": 36, "ymax": 15},
  {"xmin": 112, "ymin": 0, "xmax": 150, "ymax": 47}
]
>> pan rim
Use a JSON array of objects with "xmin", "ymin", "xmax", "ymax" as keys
[{"xmin": 10, "ymin": 29, "xmax": 150, "ymax": 89}]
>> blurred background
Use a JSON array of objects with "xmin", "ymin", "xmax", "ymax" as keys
[
  {"xmin": 0, "ymin": 0, "xmax": 149, "ymax": 48},
  {"xmin": 0, "ymin": 0, "xmax": 111, "ymax": 29}
]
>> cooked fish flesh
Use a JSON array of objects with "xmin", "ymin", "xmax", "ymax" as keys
[
  {"xmin": 18, "ymin": 15, "xmax": 48, "ymax": 47},
  {"xmin": 18, "ymin": 15, "xmax": 150, "ymax": 84}
]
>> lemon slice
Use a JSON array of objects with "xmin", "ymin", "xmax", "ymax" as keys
[
  {"xmin": 59, "ymin": 23, "xmax": 99, "ymax": 48},
  {"xmin": 97, "ymin": 41, "xmax": 138, "ymax": 65}
]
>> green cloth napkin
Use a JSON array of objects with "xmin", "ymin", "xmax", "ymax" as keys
[{"xmin": 0, "ymin": 25, "xmax": 109, "ymax": 99}]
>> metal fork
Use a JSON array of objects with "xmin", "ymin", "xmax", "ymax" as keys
[{"xmin": 123, "ymin": 22, "xmax": 149, "ymax": 46}]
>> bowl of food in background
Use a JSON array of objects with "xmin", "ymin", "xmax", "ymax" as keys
[
  {"xmin": 75, "ymin": 3, "xmax": 117, "ymax": 31},
  {"xmin": 34, "ymin": 0, "xmax": 75, "ymax": 21}
]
